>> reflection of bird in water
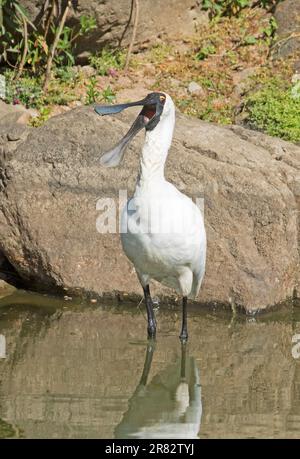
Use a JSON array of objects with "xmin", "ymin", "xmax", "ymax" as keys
[{"xmin": 115, "ymin": 343, "xmax": 202, "ymax": 439}]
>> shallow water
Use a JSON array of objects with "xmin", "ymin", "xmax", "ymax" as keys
[{"xmin": 0, "ymin": 290, "xmax": 300, "ymax": 439}]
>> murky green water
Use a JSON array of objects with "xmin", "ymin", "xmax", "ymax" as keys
[{"xmin": 0, "ymin": 290, "xmax": 300, "ymax": 439}]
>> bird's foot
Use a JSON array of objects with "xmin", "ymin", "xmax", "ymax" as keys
[
  {"xmin": 179, "ymin": 331, "xmax": 188, "ymax": 343},
  {"xmin": 147, "ymin": 320, "xmax": 157, "ymax": 340}
]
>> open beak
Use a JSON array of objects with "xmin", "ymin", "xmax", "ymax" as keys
[{"xmin": 94, "ymin": 93, "xmax": 165, "ymax": 167}]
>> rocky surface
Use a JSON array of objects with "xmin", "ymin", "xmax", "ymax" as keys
[
  {"xmin": 273, "ymin": 0, "xmax": 300, "ymax": 68},
  {"xmin": 0, "ymin": 100, "xmax": 37, "ymax": 126},
  {"xmin": 187, "ymin": 81, "xmax": 205, "ymax": 96},
  {"xmin": 0, "ymin": 103, "xmax": 299, "ymax": 311},
  {"xmin": 0, "ymin": 279, "xmax": 16, "ymax": 299},
  {"xmin": 20, "ymin": 0, "xmax": 208, "ymax": 62}
]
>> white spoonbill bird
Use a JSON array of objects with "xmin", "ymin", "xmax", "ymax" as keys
[{"xmin": 95, "ymin": 92, "xmax": 206, "ymax": 341}]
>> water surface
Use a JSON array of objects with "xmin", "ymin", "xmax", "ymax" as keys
[{"xmin": 0, "ymin": 290, "xmax": 300, "ymax": 439}]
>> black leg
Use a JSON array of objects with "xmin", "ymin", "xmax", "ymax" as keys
[
  {"xmin": 180, "ymin": 340, "xmax": 187, "ymax": 380},
  {"xmin": 131, "ymin": 342, "xmax": 155, "ymax": 398},
  {"xmin": 143, "ymin": 285, "xmax": 157, "ymax": 339},
  {"xmin": 139, "ymin": 342, "xmax": 155, "ymax": 386},
  {"xmin": 179, "ymin": 296, "xmax": 188, "ymax": 342}
]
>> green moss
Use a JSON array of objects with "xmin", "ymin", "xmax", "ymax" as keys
[
  {"xmin": 195, "ymin": 44, "xmax": 216, "ymax": 61},
  {"xmin": 245, "ymin": 78, "xmax": 300, "ymax": 142},
  {"xmin": 2, "ymin": 68, "xmax": 79, "ymax": 110},
  {"xmin": 29, "ymin": 106, "xmax": 51, "ymax": 127},
  {"xmin": 202, "ymin": 0, "xmax": 279, "ymax": 18},
  {"xmin": 3, "ymin": 69, "xmax": 44, "ymax": 108},
  {"xmin": 149, "ymin": 43, "xmax": 174, "ymax": 63},
  {"xmin": 0, "ymin": 418, "xmax": 16, "ymax": 438},
  {"xmin": 89, "ymin": 48, "xmax": 125, "ymax": 75}
]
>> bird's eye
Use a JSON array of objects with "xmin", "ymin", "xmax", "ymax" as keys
[{"xmin": 160, "ymin": 95, "xmax": 166, "ymax": 102}]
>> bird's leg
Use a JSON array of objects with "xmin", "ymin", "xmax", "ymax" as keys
[
  {"xmin": 180, "ymin": 340, "xmax": 187, "ymax": 381},
  {"xmin": 179, "ymin": 296, "xmax": 188, "ymax": 342},
  {"xmin": 139, "ymin": 342, "xmax": 155, "ymax": 386},
  {"xmin": 143, "ymin": 285, "xmax": 157, "ymax": 339},
  {"xmin": 132, "ymin": 342, "xmax": 155, "ymax": 398}
]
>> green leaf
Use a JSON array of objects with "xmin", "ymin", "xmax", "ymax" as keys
[
  {"xmin": 14, "ymin": 3, "xmax": 36, "ymax": 30},
  {"xmin": 244, "ymin": 35, "xmax": 257, "ymax": 45}
]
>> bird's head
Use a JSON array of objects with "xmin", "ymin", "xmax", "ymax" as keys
[{"xmin": 94, "ymin": 91, "xmax": 173, "ymax": 167}]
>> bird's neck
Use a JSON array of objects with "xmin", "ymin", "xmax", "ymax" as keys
[{"xmin": 137, "ymin": 113, "xmax": 175, "ymax": 185}]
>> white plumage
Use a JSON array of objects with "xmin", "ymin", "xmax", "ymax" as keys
[
  {"xmin": 97, "ymin": 92, "xmax": 206, "ymax": 340},
  {"xmin": 115, "ymin": 344, "xmax": 202, "ymax": 439},
  {"xmin": 121, "ymin": 94, "xmax": 206, "ymax": 303}
]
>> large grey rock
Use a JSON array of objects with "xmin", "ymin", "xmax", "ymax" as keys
[
  {"xmin": 273, "ymin": 0, "xmax": 300, "ymax": 65},
  {"xmin": 0, "ymin": 100, "xmax": 37, "ymax": 126},
  {"xmin": 0, "ymin": 105, "xmax": 300, "ymax": 312},
  {"xmin": 20, "ymin": 0, "xmax": 208, "ymax": 62}
]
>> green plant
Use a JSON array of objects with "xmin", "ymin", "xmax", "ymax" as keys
[
  {"xmin": 30, "ymin": 106, "xmax": 51, "ymax": 127},
  {"xmin": 0, "ymin": 0, "xmax": 36, "ymax": 68},
  {"xmin": 245, "ymin": 78, "xmax": 300, "ymax": 142},
  {"xmin": 89, "ymin": 48, "xmax": 125, "ymax": 76},
  {"xmin": 43, "ymin": 84, "xmax": 77, "ymax": 105},
  {"xmin": 291, "ymin": 80, "xmax": 300, "ymax": 100},
  {"xmin": 149, "ymin": 43, "xmax": 173, "ymax": 63},
  {"xmin": 52, "ymin": 15, "xmax": 96, "ymax": 67},
  {"xmin": 195, "ymin": 44, "xmax": 216, "ymax": 60},
  {"xmin": 202, "ymin": 0, "xmax": 279, "ymax": 18},
  {"xmin": 2, "ymin": 66, "xmax": 79, "ymax": 108},
  {"xmin": 101, "ymin": 85, "xmax": 116, "ymax": 103},
  {"xmin": 259, "ymin": 16, "xmax": 277, "ymax": 45},
  {"xmin": 85, "ymin": 76, "xmax": 100, "ymax": 104},
  {"xmin": 3, "ymin": 69, "xmax": 43, "ymax": 107},
  {"xmin": 176, "ymin": 94, "xmax": 232, "ymax": 124},
  {"xmin": 243, "ymin": 35, "xmax": 257, "ymax": 45},
  {"xmin": 52, "ymin": 25, "xmax": 74, "ymax": 67},
  {"xmin": 54, "ymin": 66, "xmax": 77, "ymax": 83},
  {"xmin": 202, "ymin": 0, "xmax": 250, "ymax": 17},
  {"xmin": 77, "ymin": 15, "xmax": 97, "ymax": 37},
  {"xmin": 0, "ymin": 1, "xmax": 96, "ymax": 81},
  {"xmin": 25, "ymin": 33, "xmax": 48, "ymax": 73}
]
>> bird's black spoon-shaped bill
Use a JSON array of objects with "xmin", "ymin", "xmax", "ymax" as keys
[
  {"xmin": 94, "ymin": 104, "xmax": 127, "ymax": 116},
  {"xmin": 94, "ymin": 97, "xmax": 150, "ymax": 168},
  {"xmin": 99, "ymin": 114, "xmax": 146, "ymax": 168},
  {"xmin": 94, "ymin": 98, "xmax": 148, "ymax": 116}
]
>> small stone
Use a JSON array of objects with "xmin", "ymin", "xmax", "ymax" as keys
[
  {"xmin": 69, "ymin": 100, "xmax": 83, "ymax": 108},
  {"xmin": 233, "ymin": 67, "xmax": 257, "ymax": 97},
  {"xmin": 90, "ymin": 298, "xmax": 97, "ymax": 304},
  {"xmin": 169, "ymin": 78, "xmax": 181, "ymax": 88},
  {"xmin": 293, "ymin": 61, "xmax": 300, "ymax": 73},
  {"xmin": 80, "ymin": 65, "xmax": 97, "ymax": 77},
  {"xmin": 187, "ymin": 81, "xmax": 205, "ymax": 96},
  {"xmin": 292, "ymin": 72, "xmax": 300, "ymax": 83}
]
